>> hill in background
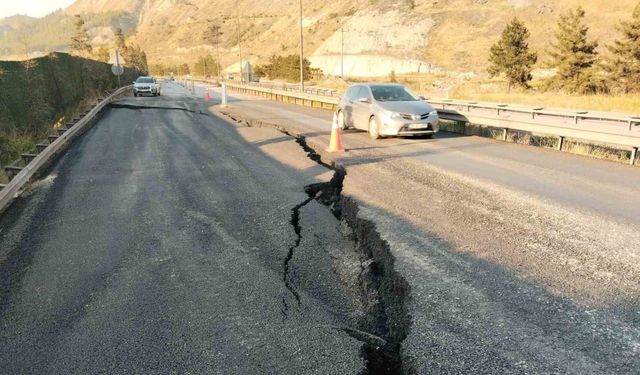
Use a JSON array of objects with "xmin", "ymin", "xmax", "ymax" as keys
[{"xmin": 0, "ymin": 0, "xmax": 638, "ymax": 78}]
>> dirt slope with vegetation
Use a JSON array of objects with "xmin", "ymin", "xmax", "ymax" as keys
[{"xmin": 0, "ymin": 53, "xmax": 140, "ymax": 172}]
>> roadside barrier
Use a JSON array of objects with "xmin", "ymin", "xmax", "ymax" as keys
[{"xmin": 0, "ymin": 86, "xmax": 132, "ymax": 214}]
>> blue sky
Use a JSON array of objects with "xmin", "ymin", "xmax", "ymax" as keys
[{"xmin": 0, "ymin": 0, "xmax": 76, "ymax": 19}]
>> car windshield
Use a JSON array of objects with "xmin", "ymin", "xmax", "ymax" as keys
[
  {"xmin": 370, "ymin": 85, "xmax": 418, "ymax": 102},
  {"xmin": 136, "ymin": 78, "xmax": 154, "ymax": 83}
]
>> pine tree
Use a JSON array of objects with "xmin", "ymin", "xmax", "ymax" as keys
[
  {"xmin": 204, "ymin": 23, "xmax": 223, "ymax": 77},
  {"xmin": 607, "ymin": 3, "xmax": 640, "ymax": 93},
  {"xmin": 194, "ymin": 55, "xmax": 219, "ymax": 77},
  {"xmin": 140, "ymin": 51, "xmax": 148, "ymax": 73},
  {"xmin": 546, "ymin": 7, "xmax": 602, "ymax": 94},
  {"xmin": 488, "ymin": 18, "xmax": 538, "ymax": 91},
  {"xmin": 70, "ymin": 15, "xmax": 93, "ymax": 57},
  {"xmin": 114, "ymin": 28, "xmax": 127, "ymax": 53}
]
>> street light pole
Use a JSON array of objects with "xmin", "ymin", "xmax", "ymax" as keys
[
  {"xmin": 203, "ymin": 56, "xmax": 207, "ymax": 79},
  {"xmin": 237, "ymin": 7, "xmax": 243, "ymax": 83},
  {"xmin": 299, "ymin": 0, "xmax": 304, "ymax": 91},
  {"xmin": 341, "ymin": 28, "xmax": 345, "ymax": 78}
]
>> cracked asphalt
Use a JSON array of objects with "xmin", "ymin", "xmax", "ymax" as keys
[
  {"xmin": 210, "ymin": 83, "xmax": 640, "ymax": 374},
  {"xmin": 2, "ymin": 80, "xmax": 639, "ymax": 374},
  {"xmin": 0, "ymin": 84, "xmax": 367, "ymax": 374}
]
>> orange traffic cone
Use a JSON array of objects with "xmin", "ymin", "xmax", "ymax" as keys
[
  {"xmin": 204, "ymin": 89, "xmax": 212, "ymax": 102},
  {"xmin": 326, "ymin": 112, "xmax": 345, "ymax": 153}
]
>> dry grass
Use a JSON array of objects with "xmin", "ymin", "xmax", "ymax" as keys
[
  {"xmin": 562, "ymin": 141, "xmax": 632, "ymax": 164},
  {"xmin": 421, "ymin": 0, "xmax": 638, "ymax": 71},
  {"xmin": 450, "ymin": 86, "xmax": 640, "ymax": 115}
]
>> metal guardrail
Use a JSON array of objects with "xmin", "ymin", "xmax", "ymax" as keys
[
  {"xmin": 223, "ymin": 82, "xmax": 640, "ymax": 165},
  {"xmin": 225, "ymin": 82, "xmax": 339, "ymax": 111},
  {"xmin": 427, "ymin": 99, "xmax": 640, "ymax": 132},
  {"xmin": 245, "ymin": 81, "xmax": 340, "ymax": 97},
  {"xmin": 0, "ymin": 86, "xmax": 132, "ymax": 214}
]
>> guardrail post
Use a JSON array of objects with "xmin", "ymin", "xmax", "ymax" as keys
[
  {"xmin": 631, "ymin": 147, "xmax": 638, "ymax": 166},
  {"xmin": 503, "ymin": 128, "xmax": 508, "ymax": 141},
  {"xmin": 557, "ymin": 136, "xmax": 564, "ymax": 151},
  {"xmin": 221, "ymin": 83, "xmax": 228, "ymax": 107}
]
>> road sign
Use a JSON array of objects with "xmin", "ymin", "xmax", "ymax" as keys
[
  {"xmin": 109, "ymin": 49, "xmax": 125, "ymax": 86},
  {"xmin": 111, "ymin": 64, "xmax": 124, "ymax": 76}
]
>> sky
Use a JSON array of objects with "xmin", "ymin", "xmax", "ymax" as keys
[{"xmin": 0, "ymin": 0, "xmax": 75, "ymax": 19}]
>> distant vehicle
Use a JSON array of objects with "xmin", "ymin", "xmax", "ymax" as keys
[
  {"xmin": 133, "ymin": 76, "xmax": 161, "ymax": 97},
  {"xmin": 226, "ymin": 74, "xmax": 234, "ymax": 80},
  {"xmin": 337, "ymin": 84, "xmax": 439, "ymax": 139}
]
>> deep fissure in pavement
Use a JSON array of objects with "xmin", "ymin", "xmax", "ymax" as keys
[
  {"xmin": 282, "ymin": 196, "xmax": 314, "ymax": 317},
  {"xmin": 224, "ymin": 113, "xmax": 412, "ymax": 374}
]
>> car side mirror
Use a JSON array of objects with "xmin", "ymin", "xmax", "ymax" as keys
[
  {"xmin": 358, "ymin": 97, "xmax": 371, "ymax": 104},
  {"xmin": 132, "ymin": 81, "xmax": 136, "ymax": 84}
]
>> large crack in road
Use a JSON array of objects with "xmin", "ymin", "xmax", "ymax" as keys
[
  {"xmin": 281, "ymin": 196, "xmax": 313, "ymax": 319},
  {"xmin": 225, "ymin": 112, "xmax": 411, "ymax": 374}
]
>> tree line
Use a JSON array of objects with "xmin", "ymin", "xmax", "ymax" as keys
[
  {"xmin": 70, "ymin": 15, "xmax": 148, "ymax": 74},
  {"xmin": 254, "ymin": 54, "xmax": 322, "ymax": 81},
  {"xmin": 148, "ymin": 56, "xmax": 221, "ymax": 78},
  {"xmin": 489, "ymin": 3, "xmax": 640, "ymax": 94}
]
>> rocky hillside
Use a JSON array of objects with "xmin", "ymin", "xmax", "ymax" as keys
[{"xmin": 1, "ymin": 0, "xmax": 638, "ymax": 76}]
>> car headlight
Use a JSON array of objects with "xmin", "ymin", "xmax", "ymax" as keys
[
  {"xmin": 428, "ymin": 110, "xmax": 438, "ymax": 116},
  {"xmin": 382, "ymin": 110, "xmax": 402, "ymax": 119}
]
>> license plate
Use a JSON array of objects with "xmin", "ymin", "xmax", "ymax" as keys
[{"xmin": 408, "ymin": 124, "xmax": 427, "ymax": 129}]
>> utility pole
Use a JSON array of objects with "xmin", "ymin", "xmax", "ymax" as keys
[
  {"xmin": 204, "ymin": 21, "xmax": 223, "ymax": 79},
  {"xmin": 341, "ymin": 28, "xmax": 345, "ymax": 78},
  {"xmin": 237, "ymin": 7, "xmax": 243, "ymax": 83},
  {"xmin": 115, "ymin": 49, "xmax": 121, "ymax": 87},
  {"xmin": 203, "ymin": 56, "xmax": 207, "ymax": 78},
  {"xmin": 299, "ymin": 0, "xmax": 304, "ymax": 91}
]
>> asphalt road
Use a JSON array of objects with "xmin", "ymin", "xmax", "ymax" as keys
[
  {"xmin": 0, "ymin": 84, "xmax": 367, "ymax": 374},
  {"xmin": 203, "ymin": 83, "xmax": 640, "ymax": 374},
  {"xmin": 205, "ymin": 85, "xmax": 640, "ymax": 222},
  {"xmin": 1, "ymin": 81, "xmax": 639, "ymax": 374}
]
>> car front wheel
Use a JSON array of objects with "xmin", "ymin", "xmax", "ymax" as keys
[
  {"xmin": 338, "ymin": 110, "xmax": 347, "ymax": 130},
  {"xmin": 369, "ymin": 116, "xmax": 381, "ymax": 140}
]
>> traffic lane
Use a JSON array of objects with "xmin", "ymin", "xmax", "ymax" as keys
[
  {"xmin": 203, "ymin": 86, "xmax": 640, "ymax": 222},
  {"xmin": 0, "ymin": 86, "xmax": 364, "ymax": 373},
  {"xmin": 355, "ymin": 203, "xmax": 640, "ymax": 374}
]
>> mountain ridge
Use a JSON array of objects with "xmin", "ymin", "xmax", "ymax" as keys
[{"xmin": 1, "ymin": 0, "xmax": 638, "ymax": 77}]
